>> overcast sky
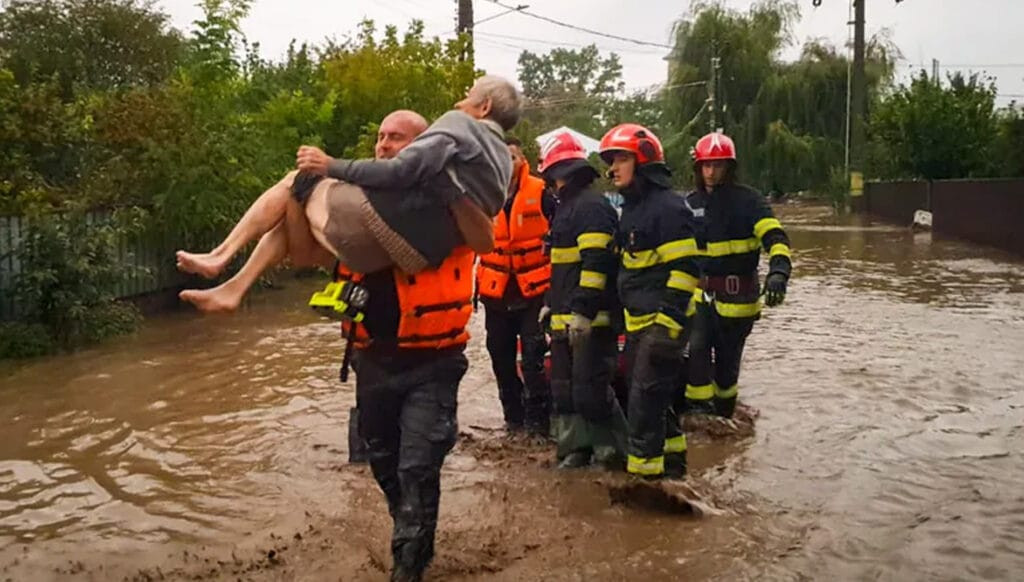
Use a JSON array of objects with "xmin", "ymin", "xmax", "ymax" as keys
[{"xmin": 157, "ymin": 0, "xmax": 1024, "ymax": 105}]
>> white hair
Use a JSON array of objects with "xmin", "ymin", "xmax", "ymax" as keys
[{"xmin": 473, "ymin": 75, "xmax": 522, "ymax": 131}]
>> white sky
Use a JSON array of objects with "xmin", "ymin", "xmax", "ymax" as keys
[{"xmin": 156, "ymin": 0, "xmax": 1024, "ymax": 106}]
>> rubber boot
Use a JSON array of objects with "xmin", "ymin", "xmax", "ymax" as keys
[
  {"xmin": 390, "ymin": 565, "xmax": 423, "ymax": 582},
  {"xmin": 663, "ymin": 452, "xmax": 687, "ymax": 481},
  {"xmin": 684, "ymin": 397, "xmax": 716, "ymax": 416},
  {"xmin": 591, "ymin": 406, "xmax": 629, "ymax": 472},
  {"xmin": 348, "ymin": 406, "xmax": 368, "ymax": 464},
  {"xmin": 552, "ymin": 414, "xmax": 592, "ymax": 469},
  {"xmin": 714, "ymin": 396, "xmax": 737, "ymax": 419}
]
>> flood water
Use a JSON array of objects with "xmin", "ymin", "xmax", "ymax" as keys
[{"xmin": 0, "ymin": 204, "xmax": 1022, "ymax": 581}]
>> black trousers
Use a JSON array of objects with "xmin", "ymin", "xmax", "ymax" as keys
[
  {"xmin": 686, "ymin": 301, "xmax": 756, "ymax": 416},
  {"xmin": 549, "ymin": 328, "xmax": 619, "ymax": 421},
  {"xmin": 354, "ymin": 348, "xmax": 468, "ymax": 573},
  {"xmin": 624, "ymin": 331, "xmax": 685, "ymax": 476},
  {"xmin": 484, "ymin": 298, "xmax": 549, "ymax": 431}
]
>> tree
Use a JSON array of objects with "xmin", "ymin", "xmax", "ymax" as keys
[
  {"xmin": 0, "ymin": 0, "xmax": 182, "ymax": 96},
  {"xmin": 662, "ymin": 1, "xmax": 897, "ymax": 196},
  {"xmin": 868, "ymin": 71, "xmax": 999, "ymax": 180},
  {"xmin": 320, "ymin": 20, "xmax": 476, "ymax": 157}
]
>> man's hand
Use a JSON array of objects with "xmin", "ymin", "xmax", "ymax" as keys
[
  {"xmin": 296, "ymin": 146, "xmax": 332, "ymax": 176},
  {"xmin": 567, "ymin": 313, "xmax": 592, "ymax": 346},
  {"xmin": 537, "ymin": 305, "xmax": 552, "ymax": 327},
  {"xmin": 764, "ymin": 272, "xmax": 788, "ymax": 307}
]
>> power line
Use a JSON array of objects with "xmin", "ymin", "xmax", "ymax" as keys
[
  {"xmin": 475, "ymin": 31, "xmax": 668, "ymax": 55},
  {"xmin": 481, "ymin": 0, "xmax": 674, "ymax": 50}
]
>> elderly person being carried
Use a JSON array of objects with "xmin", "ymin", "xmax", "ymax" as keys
[{"xmin": 175, "ymin": 75, "xmax": 520, "ymax": 312}]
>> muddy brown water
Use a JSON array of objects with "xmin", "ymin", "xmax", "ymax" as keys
[{"xmin": 1, "ymin": 204, "xmax": 1022, "ymax": 581}]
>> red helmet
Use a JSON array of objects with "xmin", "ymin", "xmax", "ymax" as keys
[
  {"xmin": 538, "ymin": 131, "xmax": 587, "ymax": 173},
  {"xmin": 692, "ymin": 132, "xmax": 737, "ymax": 163},
  {"xmin": 599, "ymin": 123, "xmax": 665, "ymax": 165}
]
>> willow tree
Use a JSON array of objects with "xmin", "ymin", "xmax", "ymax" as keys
[{"xmin": 662, "ymin": 0, "xmax": 896, "ymax": 194}]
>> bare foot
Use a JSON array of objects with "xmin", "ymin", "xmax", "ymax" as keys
[
  {"xmin": 176, "ymin": 250, "xmax": 230, "ymax": 279},
  {"xmin": 179, "ymin": 287, "xmax": 242, "ymax": 313}
]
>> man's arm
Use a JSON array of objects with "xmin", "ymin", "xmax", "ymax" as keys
[
  {"xmin": 568, "ymin": 198, "xmax": 617, "ymax": 320},
  {"xmin": 296, "ymin": 133, "xmax": 459, "ymax": 191},
  {"xmin": 751, "ymin": 194, "xmax": 792, "ymax": 278},
  {"xmin": 655, "ymin": 208, "xmax": 701, "ymax": 338}
]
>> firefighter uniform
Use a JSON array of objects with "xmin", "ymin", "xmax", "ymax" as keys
[
  {"xmin": 476, "ymin": 161, "xmax": 554, "ymax": 434},
  {"xmin": 600, "ymin": 123, "xmax": 701, "ymax": 479},
  {"xmin": 539, "ymin": 131, "xmax": 628, "ymax": 469},
  {"xmin": 684, "ymin": 132, "xmax": 792, "ymax": 418},
  {"xmin": 683, "ymin": 183, "xmax": 792, "ymax": 416},
  {"xmin": 334, "ymin": 247, "xmax": 475, "ymax": 580}
]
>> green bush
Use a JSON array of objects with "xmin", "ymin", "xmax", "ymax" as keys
[
  {"xmin": 0, "ymin": 322, "xmax": 55, "ymax": 359},
  {"xmin": 10, "ymin": 208, "xmax": 144, "ymax": 351}
]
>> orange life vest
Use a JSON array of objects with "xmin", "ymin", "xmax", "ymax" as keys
[
  {"xmin": 336, "ymin": 246, "xmax": 475, "ymax": 350},
  {"xmin": 476, "ymin": 164, "xmax": 550, "ymax": 300}
]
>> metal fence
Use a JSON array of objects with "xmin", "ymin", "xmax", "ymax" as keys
[
  {"xmin": 864, "ymin": 178, "xmax": 1024, "ymax": 256},
  {"xmin": 0, "ymin": 213, "xmax": 190, "ymax": 321}
]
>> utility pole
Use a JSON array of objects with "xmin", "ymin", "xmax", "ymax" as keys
[
  {"xmin": 457, "ymin": 0, "xmax": 474, "ymax": 36},
  {"xmin": 456, "ymin": 0, "xmax": 474, "ymax": 63},
  {"xmin": 849, "ymin": 0, "xmax": 866, "ymax": 207},
  {"xmin": 708, "ymin": 55, "xmax": 721, "ymax": 132}
]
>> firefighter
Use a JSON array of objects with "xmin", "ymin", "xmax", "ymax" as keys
[
  {"xmin": 683, "ymin": 132, "xmax": 792, "ymax": 418},
  {"xmin": 476, "ymin": 137, "xmax": 554, "ymax": 438},
  {"xmin": 538, "ymin": 131, "xmax": 627, "ymax": 470},
  {"xmin": 599, "ymin": 123, "xmax": 700, "ymax": 480}
]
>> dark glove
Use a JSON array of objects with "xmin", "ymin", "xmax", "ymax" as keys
[
  {"xmin": 646, "ymin": 324, "xmax": 684, "ymax": 361},
  {"xmin": 764, "ymin": 272, "xmax": 788, "ymax": 307}
]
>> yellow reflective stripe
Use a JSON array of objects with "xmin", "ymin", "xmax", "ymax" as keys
[
  {"xmin": 579, "ymin": 270, "xmax": 607, "ymax": 290},
  {"xmin": 686, "ymin": 383, "xmax": 714, "ymax": 401},
  {"xmin": 667, "ymin": 270, "xmax": 699, "ymax": 293},
  {"xmin": 621, "ymin": 249, "xmax": 658, "ymax": 269},
  {"xmin": 550, "ymin": 314, "xmax": 571, "ymax": 330},
  {"xmin": 624, "ymin": 310, "xmax": 656, "ymax": 332},
  {"xmin": 577, "ymin": 232, "xmax": 613, "ymax": 250},
  {"xmin": 769, "ymin": 243, "xmax": 792, "ymax": 258},
  {"xmin": 754, "ymin": 217, "xmax": 783, "ymax": 240},
  {"xmin": 550, "ymin": 246, "xmax": 581, "ymax": 264},
  {"xmin": 657, "ymin": 238, "xmax": 699, "ymax": 261},
  {"xmin": 705, "ymin": 237, "xmax": 760, "ymax": 257},
  {"xmin": 686, "ymin": 295, "xmax": 698, "ymax": 317},
  {"xmin": 715, "ymin": 300, "xmax": 762, "ymax": 318},
  {"xmin": 627, "ymin": 455, "xmax": 664, "ymax": 476},
  {"xmin": 715, "ymin": 383, "xmax": 739, "ymax": 399},
  {"xmin": 664, "ymin": 435, "xmax": 687, "ymax": 454},
  {"xmin": 551, "ymin": 311, "xmax": 611, "ymax": 329},
  {"xmin": 654, "ymin": 313, "xmax": 683, "ymax": 339}
]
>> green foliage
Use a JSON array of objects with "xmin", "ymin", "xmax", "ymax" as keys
[
  {"xmin": 995, "ymin": 107, "xmax": 1024, "ymax": 178},
  {"xmin": 868, "ymin": 71, "xmax": 1000, "ymax": 180},
  {"xmin": 0, "ymin": 0, "xmax": 182, "ymax": 95},
  {"xmin": 0, "ymin": 322, "xmax": 55, "ymax": 359},
  {"xmin": 663, "ymin": 1, "xmax": 897, "ymax": 195},
  {"xmin": 9, "ymin": 208, "xmax": 143, "ymax": 352}
]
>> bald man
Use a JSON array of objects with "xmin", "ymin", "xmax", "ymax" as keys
[{"xmin": 175, "ymin": 110, "xmax": 429, "ymax": 311}]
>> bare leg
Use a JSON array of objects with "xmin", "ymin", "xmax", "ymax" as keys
[
  {"xmin": 178, "ymin": 221, "xmax": 288, "ymax": 312},
  {"xmin": 176, "ymin": 171, "xmax": 299, "ymax": 279},
  {"xmin": 179, "ymin": 184, "xmax": 336, "ymax": 313}
]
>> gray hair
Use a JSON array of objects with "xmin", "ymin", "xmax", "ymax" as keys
[{"xmin": 474, "ymin": 75, "xmax": 522, "ymax": 132}]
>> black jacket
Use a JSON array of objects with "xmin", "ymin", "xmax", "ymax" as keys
[
  {"xmin": 684, "ymin": 183, "xmax": 792, "ymax": 282},
  {"xmin": 616, "ymin": 168, "xmax": 701, "ymax": 335},
  {"xmin": 546, "ymin": 183, "xmax": 619, "ymax": 329}
]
